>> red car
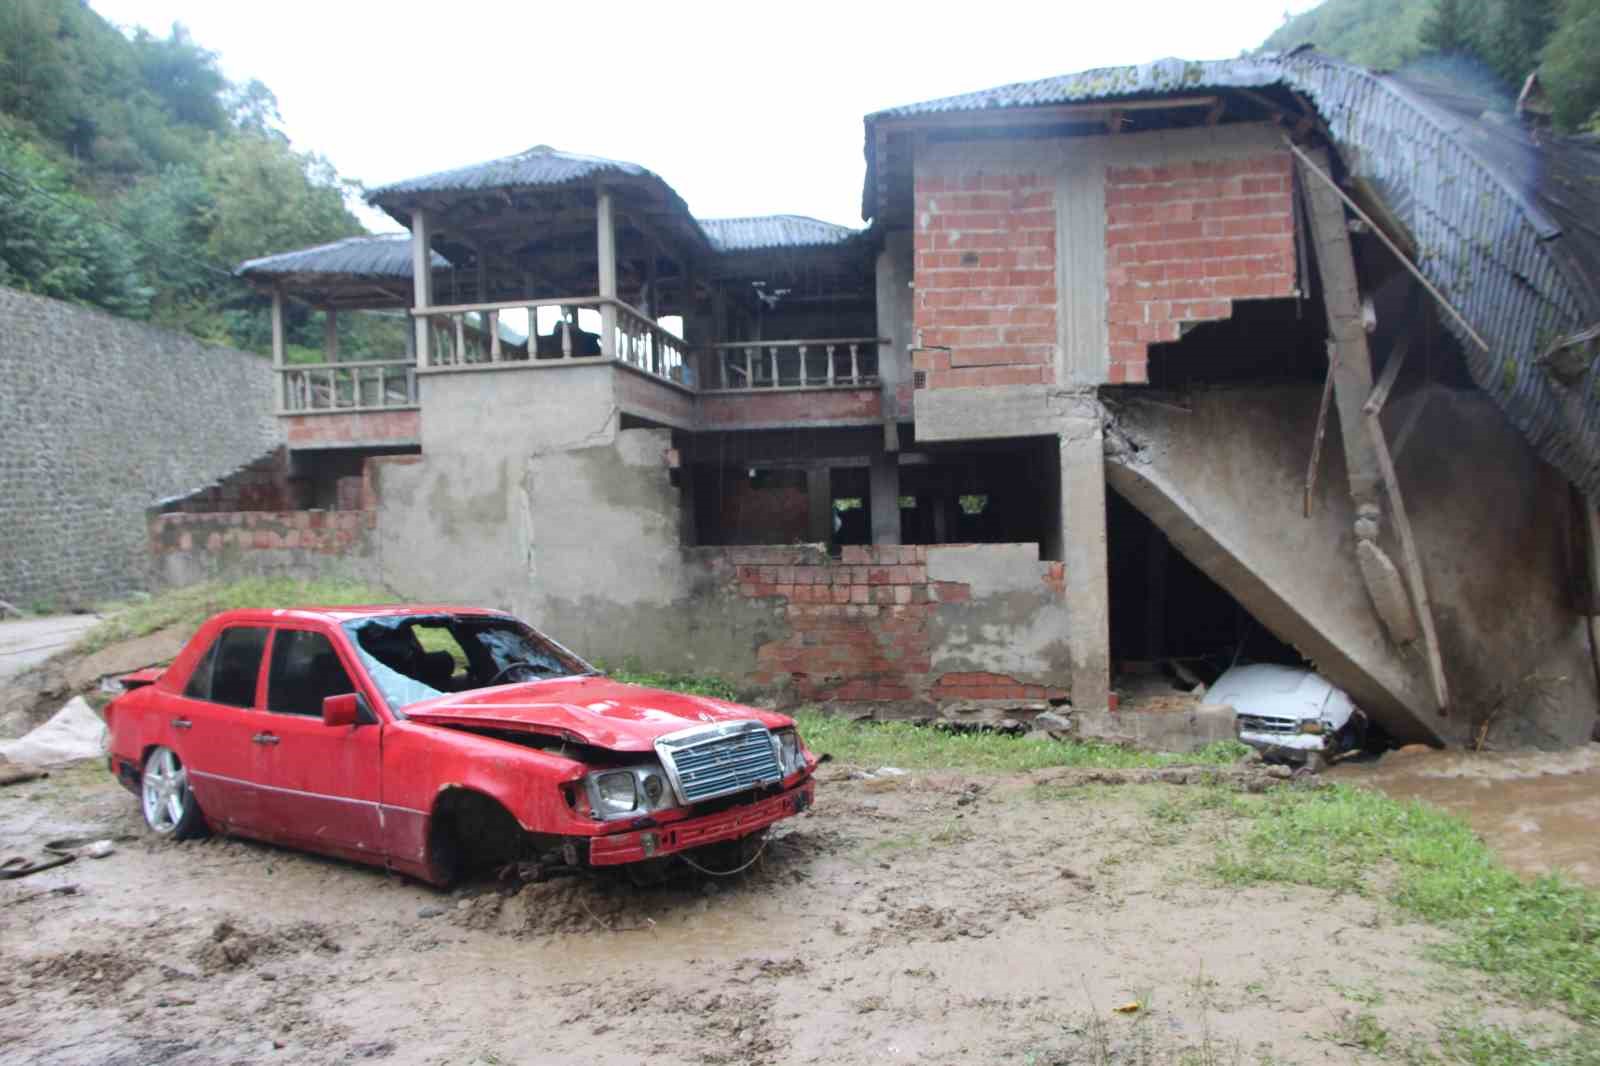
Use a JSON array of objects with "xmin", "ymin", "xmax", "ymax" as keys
[{"xmin": 105, "ymin": 606, "xmax": 817, "ymax": 885}]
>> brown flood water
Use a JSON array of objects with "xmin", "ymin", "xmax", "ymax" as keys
[{"xmin": 1330, "ymin": 746, "xmax": 1600, "ymax": 886}]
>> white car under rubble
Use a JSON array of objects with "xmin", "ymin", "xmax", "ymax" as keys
[{"xmin": 1210, "ymin": 663, "xmax": 1366, "ymax": 773}]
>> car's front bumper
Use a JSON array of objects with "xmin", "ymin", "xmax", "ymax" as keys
[
  {"xmin": 587, "ymin": 777, "xmax": 815, "ymax": 866},
  {"xmin": 1238, "ymin": 731, "xmax": 1331, "ymax": 765}
]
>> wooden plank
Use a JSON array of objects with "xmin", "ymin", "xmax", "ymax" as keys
[
  {"xmin": 1363, "ymin": 330, "xmax": 1412, "ymax": 417},
  {"xmin": 712, "ymin": 337, "xmax": 886, "ymax": 349},
  {"xmin": 1304, "ymin": 343, "xmax": 1337, "ymax": 517},
  {"xmin": 1366, "ymin": 412, "xmax": 1451, "ymax": 717}
]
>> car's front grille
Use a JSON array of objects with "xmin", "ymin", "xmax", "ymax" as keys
[
  {"xmin": 657, "ymin": 723, "xmax": 782, "ymax": 804},
  {"xmin": 1237, "ymin": 714, "xmax": 1300, "ymax": 735}
]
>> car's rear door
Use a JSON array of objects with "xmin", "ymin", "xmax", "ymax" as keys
[
  {"xmin": 171, "ymin": 624, "xmax": 271, "ymax": 831},
  {"xmin": 253, "ymin": 626, "xmax": 384, "ymax": 857}
]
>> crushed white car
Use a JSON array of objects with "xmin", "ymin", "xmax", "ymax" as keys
[{"xmin": 1209, "ymin": 663, "xmax": 1366, "ymax": 772}]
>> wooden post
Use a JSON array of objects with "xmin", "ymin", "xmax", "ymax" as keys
[
  {"xmin": 597, "ymin": 188, "xmax": 617, "ymax": 359},
  {"xmin": 270, "ymin": 287, "xmax": 286, "ymax": 412},
  {"xmin": 410, "ymin": 208, "xmax": 434, "ymax": 368},
  {"xmin": 323, "ymin": 308, "xmax": 339, "ymax": 362}
]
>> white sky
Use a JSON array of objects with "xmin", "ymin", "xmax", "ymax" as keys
[{"xmin": 90, "ymin": 0, "xmax": 1321, "ymax": 233}]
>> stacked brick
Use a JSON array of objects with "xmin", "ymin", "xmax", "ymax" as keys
[
  {"xmin": 1105, "ymin": 152, "xmax": 1297, "ymax": 383},
  {"xmin": 283, "ymin": 409, "xmax": 419, "ymax": 448},
  {"xmin": 150, "ymin": 510, "xmax": 374, "ymax": 558},
  {"xmin": 716, "ymin": 545, "xmax": 1066, "ymax": 707},
  {"xmin": 911, "ymin": 167, "xmax": 1058, "ymax": 388}
]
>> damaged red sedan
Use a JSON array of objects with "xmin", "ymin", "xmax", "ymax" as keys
[{"xmin": 105, "ymin": 606, "xmax": 817, "ymax": 884}]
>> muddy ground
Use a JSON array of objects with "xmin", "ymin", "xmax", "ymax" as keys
[{"xmin": 0, "ymin": 760, "xmax": 1585, "ymax": 1065}]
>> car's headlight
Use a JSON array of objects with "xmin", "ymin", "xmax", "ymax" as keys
[
  {"xmin": 773, "ymin": 728, "xmax": 805, "ymax": 775},
  {"xmin": 584, "ymin": 765, "xmax": 676, "ymax": 820},
  {"xmin": 594, "ymin": 771, "xmax": 638, "ymax": 814}
]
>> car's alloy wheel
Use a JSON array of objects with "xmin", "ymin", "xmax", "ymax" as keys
[{"xmin": 141, "ymin": 746, "xmax": 204, "ymax": 838}]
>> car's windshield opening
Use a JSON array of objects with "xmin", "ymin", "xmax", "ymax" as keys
[{"xmin": 343, "ymin": 614, "xmax": 593, "ymax": 712}]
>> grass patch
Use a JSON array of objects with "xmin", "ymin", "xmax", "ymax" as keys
[
  {"xmin": 76, "ymin": 578, "xmax": 398, "ymax": 654},
  {"xmin": 788, "ymin": 711, "xmax": 1250, "ymax": 772},
  {"xmin": 1215, "ymin": 783, "xmax": 1600, "ymax": 1025},
  {"xmin": 602, "ymin": 667, "xmax": 739, "ymax": 701}
]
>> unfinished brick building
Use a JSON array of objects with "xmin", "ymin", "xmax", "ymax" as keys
[{"xmin": 160, "ymin": 52, "xmax": 1600, "ymax": 748}]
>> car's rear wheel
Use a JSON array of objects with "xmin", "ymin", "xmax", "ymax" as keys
[{"xmin": 141, "ymin": 746, "xmax": 206, "ymax": 839}]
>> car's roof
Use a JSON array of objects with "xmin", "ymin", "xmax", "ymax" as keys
[{"xmin": 207, "ymin": 605, "xmax": 514, "ymax": 626}]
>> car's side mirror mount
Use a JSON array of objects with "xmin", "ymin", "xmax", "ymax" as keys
[{"xmin": 322, "ymin": 692, "xmax": 369, "ymax": 727}]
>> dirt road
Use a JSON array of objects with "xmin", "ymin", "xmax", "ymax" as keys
[
  {"xmin": 0, "ymin": 616, "xmax": 99, "ymax": 687},
  {"xmin": 0, "ymin": 762, "xmax": 1580, "ymax": 1065}
]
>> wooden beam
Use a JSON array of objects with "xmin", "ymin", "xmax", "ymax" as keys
[
  {"xmin": 878, "ymin": 95, "xmax": 1217, "ymax": 134},
  {"xmin": 1299, "ymin": 148, "xmax": 1380, "ymax": 503}
]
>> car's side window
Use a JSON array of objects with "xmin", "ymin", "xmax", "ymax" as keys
[
  {"xmin": 266, "ymin": 629, "xmax": 355, "ymax": 717},
  {"xmin": 184, "ymin": 626, "xmax": 269, "ymax": 708}
]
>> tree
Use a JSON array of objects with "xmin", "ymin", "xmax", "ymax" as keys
[
  {"xmin": 0, "ymin": 134, "xmax": 149, "ymax": 317},
  {"xmin": 201, "ymin": 133, "xmax": 363, "ymax": 270},
  {"xmin": 1541, "ymin": 0, "xmax": 1600, "ymax": 130},
  {"xmin": 1420, "ymin": 0, "xmax": 1477, "ymax": 54}
]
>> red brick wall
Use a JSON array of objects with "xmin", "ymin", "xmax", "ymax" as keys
[
  {"xmin": 283, "ymin": 409, "xmax": 420, "ymax": 448},
  {"xmin": 911, "ymin": 165, "xmax": 1057, "ymax": 389},
  {"xmin": 150, "ymin": 509, "xmax": 374, "ymax": 557},
  {"xmin": 1105, "ymin": 152, "xmax": 1297, "ymax": 384},
  {"xmin": 707, "ymin": 545, "xmax": 1068, "ymax": 706}
]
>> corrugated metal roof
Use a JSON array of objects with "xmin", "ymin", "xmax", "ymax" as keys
[
  {"xmin": 699, "ymin": 215, "xmax": 861, "ymax": 252},
  {"xmin": 863, "ymin": 50, "xmax": 1600, "ymax": 503},
  {"xmin": 235, "ymin": 234, "xmax": 447, "ymax": 278},
  {"xmin": 367, "ymin": 145, "xmax": 655, "ymax": 201}
]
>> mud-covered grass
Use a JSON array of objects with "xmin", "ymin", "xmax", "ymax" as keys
[
  {"xmin": 791, "ymin": 710, "xmax": 1251, "ymax": 772},
  {"xmin": 75, "ymin": 578, "xmax": 398, "ymax": 654},
  {"xmin": 1210, "ymin": 783, "xmax": 1600, "ymax": 1028}
]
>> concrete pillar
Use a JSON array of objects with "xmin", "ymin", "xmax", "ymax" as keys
[
  {"xmin": 807, "ymin": 466, "xmax": 833, "ymax": 547},
  {"xmin": 410, "ymin": 208, "xmax": 433, "ymax": 367},
  {"xmin": 1060, "ymin": 421, "xmax": 1111, "ymax": 712},
  {"xmin": 323, "ymin": 308, "xmax": 339, "ymax": 362},
  {"xmin": 270, "ymin": 287, "xmax": 285, "ymax": 413},
  {"xmin": 869, "ymin": 452, "xmax": 901, "ymax": 546},
  {"xmin": 596, "ymin": 188, "xmax": 617, "ymax": 359},
  {"xmin": 874, "ymin": 230, "xmax": 914, "ymax": 451}
]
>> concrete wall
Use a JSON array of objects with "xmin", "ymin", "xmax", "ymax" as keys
[
  {"xmin": 1106, "ymin": 384, "xmax": 1597, "ymax": 747},
  {"xmin": 0, "ymin": 286, "xmax": 280, "ymax": 607}
]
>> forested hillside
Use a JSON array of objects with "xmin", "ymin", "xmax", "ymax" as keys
[
  {"xmin": 1262, "ymin": 0, "xmax": 1600, "ymax": 131},
  {"xmin": 0, "ymin": 0, "xmax": 378, "ymax": 354}
]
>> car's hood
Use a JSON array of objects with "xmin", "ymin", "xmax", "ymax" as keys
[{"xmin": 403, "ymin": 676, "xmax": 791, "ymax": 751}]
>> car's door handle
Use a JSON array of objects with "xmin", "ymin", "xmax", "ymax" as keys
[
  {"xmin": 171, "ymin": 718, "xmax": 192, "ymax": 730},
  {"xmin": 251, "ymin": 732, "xmax": 280, "ymax": 746}
]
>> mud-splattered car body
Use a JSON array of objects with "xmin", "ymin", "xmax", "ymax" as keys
[{"xmin": 104, "ymin": 606, "xmax": 816, "ymax": 884}]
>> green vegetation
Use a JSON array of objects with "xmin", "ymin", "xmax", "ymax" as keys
[
  {"xmin": 1212, "ymin": 783, "xmax": 1600, "ymax": 1025},
  {"xmin": 1262, "ymin": 0, "xmax": 1600, "ymax": 132},
  {"xmin": 77, "ymin": 578, "xmax": 397, "ymax": 654},
  {"xmin": 602, "ymin": 668, "xmax": 740, "ymax": 701},
  {"xmin": 0, "ymin": 1, "xmax": 372, "ymax": 349},
  {"xmin": 787, "ymin": 710, "xmax": 1250, "ymax": 772}
]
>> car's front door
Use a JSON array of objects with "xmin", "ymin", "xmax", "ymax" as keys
[
  {"xmin": 253, "ymin": 627, "xmax": 384, "ymax": 857},
  {"xmin": 172, "ymin": 624, "xmax": 271, "ymax": 831}
]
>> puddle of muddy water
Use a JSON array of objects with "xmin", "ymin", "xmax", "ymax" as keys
[{"xmin": 1330, "ymin": 746, "xmax": 1600, "ymax": 886}]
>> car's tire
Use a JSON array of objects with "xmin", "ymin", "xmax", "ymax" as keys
[
  {"xmin": 1299, "ymin": 752, "xmax": 1329, "ymax": 776},
  {"xmin": 141, "ymin": 746, "xmax": 207, "ymax": 840}
]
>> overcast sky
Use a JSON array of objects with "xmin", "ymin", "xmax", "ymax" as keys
[{"xmin": 89, "ymin": 0, "xmax": 1320, "ymax": 232}]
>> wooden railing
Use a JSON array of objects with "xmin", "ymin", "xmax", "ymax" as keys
[
  {"xmin": 411, "ymin": 296, "xmax": 689, "ymax": 387},
  {"xmin": 707, "ymin": 339, "xmax": 885, "ymax": 391},
  {"xmin": 280, "ymin": 360, "xmax": 417, "ymax": 413}
]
